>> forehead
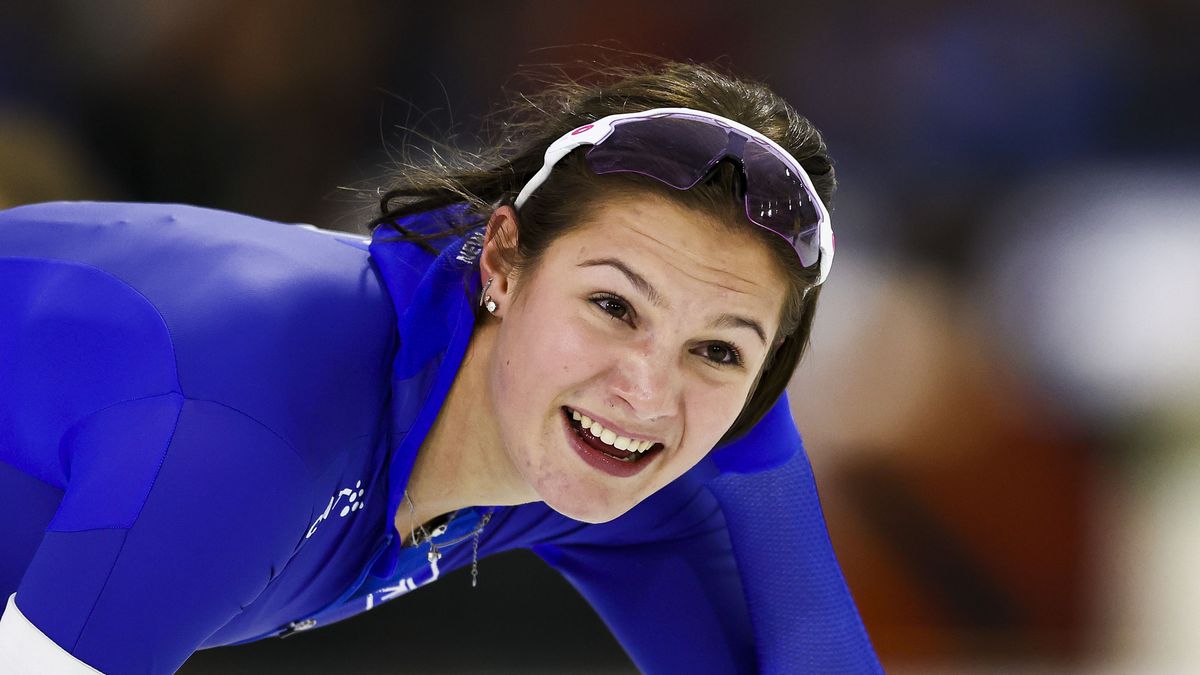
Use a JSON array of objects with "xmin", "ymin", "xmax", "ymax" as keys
[{"xmin": 550, "ymin": 193, "xmax": 787, "ymax": 313}]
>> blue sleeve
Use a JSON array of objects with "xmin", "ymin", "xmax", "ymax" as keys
[
  {"xmin": 1, "ymin": 205, "xmax": 318, "ymax": 672},
  {"xmin": 7, "ymin": 395, "xmax": 314, "ymax": 674},
  {"xmin": 530, "ymin": 399, "xmax": 882, "ymax": 674}
]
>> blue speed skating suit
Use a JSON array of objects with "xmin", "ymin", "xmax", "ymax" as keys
[{"xmin": 0, "ymin": 201, "xmax": 881, "ymax": 674}]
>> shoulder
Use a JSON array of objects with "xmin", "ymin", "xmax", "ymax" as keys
[
  {"xmin": 0, "ymin": 200, "xmax": 378, "ymax": 292},
  {"xmin": 0, "ymin": 201, "xmax": 379, "ymax": 302},
  {"xmin": 1, "ymin": 201, "xmax": 395, "ymax": 459}
]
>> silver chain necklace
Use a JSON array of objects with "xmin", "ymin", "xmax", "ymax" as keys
[{"xmin": 403, "ymin": 490, "xmax": 494, "ymax": 587}]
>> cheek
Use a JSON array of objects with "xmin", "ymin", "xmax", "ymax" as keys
[
  {"xmin": 697, "ymin": 382, "xmax": 748, "ymax": 431},
  {"xmin": 497, "ymin": 304, "xmax": 610, "ymax": 399},
  {"xmin": 670, "ymin": 383, "xmax": 749, "ymax": 468},
  {"xmin": 544, "ymin": 317, "xmax": 614, "ymax": 385},
  {"xmin": 490, "ymin": 300, "xmax": 612, "ymax": 460}
]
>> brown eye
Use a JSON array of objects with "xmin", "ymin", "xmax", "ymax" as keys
[
  {"xmin": 696, "ymin": 342, "xmax": 744, "ymax": 367},
  {"xmin": 591, "ymin": 294, "xmax": 634, "ymax": 324}
]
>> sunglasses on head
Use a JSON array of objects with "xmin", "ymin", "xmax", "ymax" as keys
[{"xmin": 514, "ymin": 107, "xmax": 834, "ymax": 285}]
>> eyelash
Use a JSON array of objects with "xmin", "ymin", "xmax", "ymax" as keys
[{"xmin": 588, "ymin": 293, "xmax": 745, "ymax": 368}]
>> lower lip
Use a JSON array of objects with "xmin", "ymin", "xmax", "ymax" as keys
[{"xmin": 562, "ymin": 411, "xmax": 657, "ymax": 478}]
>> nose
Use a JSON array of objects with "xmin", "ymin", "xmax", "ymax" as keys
[{"xmin": 607, "ymin": 342, "xmax": 678, "ymax": 423}]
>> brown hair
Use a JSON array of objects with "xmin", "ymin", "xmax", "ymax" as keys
[{"xmin": 364, "ymin": 59, "xmax": 835, "ymax": 446}]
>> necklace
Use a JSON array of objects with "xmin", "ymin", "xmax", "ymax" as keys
[{"xmin": 403, "ymin": 490, "xmax": 495, "ymax": 587}]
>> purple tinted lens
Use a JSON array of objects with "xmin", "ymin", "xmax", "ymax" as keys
[
  {"xmin": 741, "ymin": 142, "xmax": 822, "ymax": 267},
  {"xmin": 584, "ymin": 113, "xmax": 824, "ymax": 268},
  {"xmin": 585, "ymin": 116, "xmax": 729, "ymax": 189}
]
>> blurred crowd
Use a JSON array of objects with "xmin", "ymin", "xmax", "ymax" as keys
[{"xmin": 2, "ymin": 1, "xmax": 1196, "ymax": 673}]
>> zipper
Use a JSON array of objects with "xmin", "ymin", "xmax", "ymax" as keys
[
  {"xmin": 278, "ymin": 618, "xmax": 317, "ymax": 639},
  {"xmin": 275, "ymin": 534, "xmax": 392, "ymax": 639}
]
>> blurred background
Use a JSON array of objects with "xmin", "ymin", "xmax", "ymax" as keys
[{"xmin": 2, "ymin": 1, "xmax": 1197, "ymax": 673}]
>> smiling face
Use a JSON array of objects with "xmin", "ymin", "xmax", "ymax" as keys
[{"xmin": 481, "ymin": 191, "xmax": 787, "ymax": 523}]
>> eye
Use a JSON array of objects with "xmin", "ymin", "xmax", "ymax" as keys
[
  {"xmin": 695, "ymin": 342, "xmax": 744, "ymax": 367},
  {"xmin": 590, "ymin": 293, "xmax": 634, "ymax": 325}
]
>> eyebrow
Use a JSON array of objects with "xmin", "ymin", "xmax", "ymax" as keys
[{"xmin": 577, "ymin": 257, "xmax": 768, "ymax": 345}]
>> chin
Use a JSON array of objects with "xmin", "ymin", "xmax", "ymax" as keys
[
  {"xmin": 547, "ymin": 505, "xmax": 625, "ymax": 525},
  {"xmin": 538, "ymin": 485, "xmax": 634, "ymax": 524}
]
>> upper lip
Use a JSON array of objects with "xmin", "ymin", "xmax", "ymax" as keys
[{"xmin": 564, "ymin": 406, "xmax": 666, "ymax": 446}]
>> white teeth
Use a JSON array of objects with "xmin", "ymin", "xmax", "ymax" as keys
[{"xmin": 568, "ymin": 409, "xmax": 657, "ymax": 454}]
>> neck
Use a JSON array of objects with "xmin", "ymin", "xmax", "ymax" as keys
[{"xmin": 395, "ymin": 320, "xmax": 537, "ymax": 543}]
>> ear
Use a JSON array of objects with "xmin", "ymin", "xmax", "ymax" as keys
[{"xmin": 479, "ymin": 205, "xmax": 520, "ymax": 316}]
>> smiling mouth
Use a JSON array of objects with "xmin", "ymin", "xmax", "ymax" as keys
[{"xmin": 562, "ymin": 407, "xmax": 665, "ymax": 463}]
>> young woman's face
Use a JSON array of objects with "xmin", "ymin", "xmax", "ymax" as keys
[{"xmin": 487, "ymin": 193, "xmax": 788, "ymax": 523}]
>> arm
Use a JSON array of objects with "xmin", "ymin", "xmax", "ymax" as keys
[
  {"xmin": 532, "ymin": 399, "xmax": 882, "ymax": 674},
  {"xmin": 0, "ymin": 395, "xmax": 313, "ymax": 674}
]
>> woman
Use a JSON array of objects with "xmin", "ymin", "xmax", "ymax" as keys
[{"xmin": 0, "ymin": 62, "xmax": 881, "ymax": 673}]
